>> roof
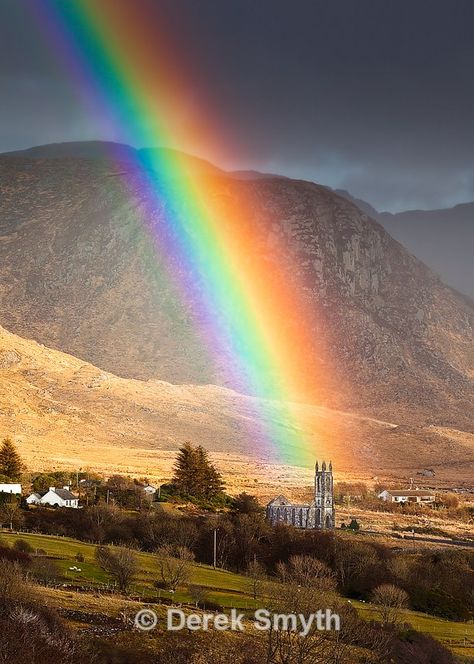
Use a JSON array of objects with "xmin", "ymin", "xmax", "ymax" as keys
[
  {"xmin": 267, "ymin": 495, "xmax": 310, "ymax": 508},
  {"xmin": 29, "ymin": 493, "xmax": 41, "ymax": 499},
  {"xmin": 384, "ymin": 490, "xmax": 435, "ymax": 497},
  {"xmin": 52, "ymin": 488, "xmax": 78, "ymax": 500},
  {"xmin": 267, "ymin": 495, "xmax": 291, "ymax": 507}
]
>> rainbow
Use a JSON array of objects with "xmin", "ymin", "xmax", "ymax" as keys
[{"xmin": 33, "ymin": 0, "xmax": 333, "ymax": 466}]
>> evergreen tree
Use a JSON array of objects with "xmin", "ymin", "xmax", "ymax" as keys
[
  {"xmin": 0, "ymin": 437, "xmax": 24, "ymax": 481},
  {"xmin": 172, "ymin": 443, "xmax": 224, "ymax": 500},
  {"xmin": 172, "ymin": 443, "xmax": 197, "ymax": 496}
]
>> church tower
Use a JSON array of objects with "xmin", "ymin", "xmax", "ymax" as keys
[{"xmin": 314, "ymin": 460, "xmax": 335, "ymax": 529}]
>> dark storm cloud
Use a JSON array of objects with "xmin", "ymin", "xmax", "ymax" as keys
[{"xmin": 1, "ymin": 0, "xmax": 473, "ymax": 211}]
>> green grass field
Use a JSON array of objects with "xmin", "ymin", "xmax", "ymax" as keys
[
  {"xmin": 0, "ymin": 530, "xmax": 254, "ymax": 607},
  {"xmin": 353, "ymin": 600, "xmax": 474, "ymax": 659},
  {"xmin": 1, "ymin": 530, "xmax": 472, "ymax": 657}
]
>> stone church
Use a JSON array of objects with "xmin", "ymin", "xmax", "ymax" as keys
[{"xmin": 266, "ymin": 460, "xmax": 335, "ymax": 529}]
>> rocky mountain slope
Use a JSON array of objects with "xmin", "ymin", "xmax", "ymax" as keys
[
  {"xmin": 0, "ymin": 322, "xmax": 472, "ymax": 485},
  {"xmin": 0, "ymin": 146, "xmax": 472, "ymax": 476},
  {"xmin": 336, "ymin": 189, "xmax": 474, "ymax": 298}
]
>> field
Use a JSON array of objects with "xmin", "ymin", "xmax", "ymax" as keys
[
  {"xmin": 353, "ymin": 600, "xmax": 474, "ymax": 660},
  {"xmin": 1, "ymin": 530, "xmax": 473, "ymax": 658},
  {"xmin": 0, "ymin": 531, "xmax": 255, "ymax": 609}
]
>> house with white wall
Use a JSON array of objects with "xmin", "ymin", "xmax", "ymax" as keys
[
  {"xmin": 27, "ymin": 486, "xmax": 79, "ymax": 508},
  {"xmin": 0, "ymin": 483, "xmax": 22, "ymax": 495},
  {"xmin": 378, "ymin": 489, "xmax": 435, "ymax": 504},
  {"xmin": 26, "ymin": 492, "xmax": 42, "ymax": 505}
]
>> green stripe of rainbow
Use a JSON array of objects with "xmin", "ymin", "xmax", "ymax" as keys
[{"xmin": 34, "ymin": 0, "xmax": 333, "ymax": 466}]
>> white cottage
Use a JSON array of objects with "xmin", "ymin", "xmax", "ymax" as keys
[
  {"xmin": 38, "ymin": 486, "xmax": 79, "ymax": 508},
  {"xmin": 0, "ymin": 483, "xmax": 22, "ymax": 495},
  {"xmin": 26, "ymin": 492, "xmax": 42, "ymax": 505},
  {"xmin": 377, "ymin": 489, "xmax": 435, "ymax": 504}
]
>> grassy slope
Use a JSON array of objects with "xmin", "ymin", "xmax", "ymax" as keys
[
  {"xmin": 1, "ymin": 531, "xmax": 472, "ymax": 657},
  {"xmin": 353, "ymin": 601, "xmax": 474, "ymax": 660},
  {"xmin": 0, "ymin": 531, "xmax": 255, "ymax": 608}
]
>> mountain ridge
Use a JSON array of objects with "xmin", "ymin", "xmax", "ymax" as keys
[
  {"xmin": 0, "ymin": 144, "xmax": 472, "ymax": 480},
  {"xmin": 335, "ymin": 190, "xmax": 474, "ymax": 297},
  {"xmin": 7, "ymin": 142, "xmax": 471, "ymax": 300}
]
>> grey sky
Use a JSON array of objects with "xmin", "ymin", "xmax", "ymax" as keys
[{"xmin": 1, "ymin": 0, "xmax": 473, "ymax": 212}]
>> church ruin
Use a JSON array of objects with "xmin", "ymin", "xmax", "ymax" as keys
[{"xmin": 266, "ymin": 460, "xmax": 335, "ymax": 529}]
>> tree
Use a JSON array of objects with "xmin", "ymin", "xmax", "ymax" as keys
[
  {"xmin": 31, "ymin": 557, "xmax": 60, "ymax": 585},
  {"xmin": 348, "ymin": 518, "xmax": 360, "ymax": 532},
  {"xmin": 32, "ymin": 474, "xmax": 57, "ymax": 495},
  {"xmin": 247, "ymin": 559, "xmax": 266, "ymax": 600},
  {"xmin": 188, "ymin": 584, "xmax": 209, "ymax": 608},
  {"xmin": 372, "ymin": 583, "xmax": 409, "ymax": 626},
  {"xmin": 264, "ymin": 578, "xmax": 333, "ymax": 663},
  {"xmin": 156, "ymin": 544, "xmax": 194, "ymax": 591},
  {"xmin": 0, "ymin": 498, "xmax": 23, "ymax": 531},
  {"xmin": 0, "ymin": 437, "xmax": 24, "ymax": 481},
  {"xmin": 233, "ymin": 492, "xmax": 262, "ymax": 514},
  {"xmin": 172, "ymin": 443, "xmax": 224, "ymax": 500},
  {"xmin": 95, "ymin": 545, "xmax": 138, "ymax": 592},
  {"xmin": 277, "ymin": 555, "xmax": 336, "ymax": 591}
]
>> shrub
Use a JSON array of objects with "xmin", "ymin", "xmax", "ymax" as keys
[
  {"xmin": 31, "ymin": 557, "xmax": 61, "ymax": 585},
  {"xmin": 13, "ymin": 539, "xmax": 34, "ymax": 554},
  {"xmin": 0, "ymin": 545, "xmax": 31, "ymax": 568}
]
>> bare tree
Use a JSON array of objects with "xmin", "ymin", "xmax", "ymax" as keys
[
  {"xmin": 95, "ymin": 545, "xmax": 138, "ymax": 592},
  {"xmin": 0, "ymin": 498, "xmax": 23, "ymax": 531},
  {"xmin": 87, "ymin": 503, "xmax": 120, "ymax": 542},
  {"xmin": 277, "ymin": 555, "xmax": 336, "ymax": 591},
  {"xmin": 31, "ymin": 558, "xmax": 60, "ymax": 586},
  {"xmin": 156, "ymin": 544, "xmax": 194, "ymax": 591},
  {"xmin": 188, "ymin": 583, "xmax": 209, "ymax": 608},
  {"xmin": 371, "ymin": 583, "xmax": 409, "ymax": 626},
  {"xmin": 334, "ymin": 540, "xmax": 378, "ymax": 591},
  {"xmin": 263, "ymin": 581, "xmax": 331, "ymax": 663},
  {"xmin": 247, "ymin": 559, "xmax": 266, "ymax": 600}
]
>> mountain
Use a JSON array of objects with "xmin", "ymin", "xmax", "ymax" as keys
[
  {"xmin": 4, "ymin": 141, "xmax": 224, "ymax": 176},
  {"xmin": 0, "ymin": 322, "xmax": 472, "ymax": 486},
  {"xmin": 335, "ymin": 190, "xmax": 474, "ymax": 298},
  {"xmin": 230, "ymin": 169, "xmax": 288, "ymax": 180},
  {"xmin": 3, "ymin": 140, "xmax": 137, "ymax": 161},
  {"xmin": 379, "ymin": 204, "xmax": 474, "ymax": 299},
  {"xmin": 0, "ymin": 144, "xmax": 472, "ymax": 479}
]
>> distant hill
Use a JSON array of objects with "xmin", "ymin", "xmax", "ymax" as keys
[
  {"xmin": 3, "ymin": 140, "xmax": 137, "ymax": 161},
  {"xmin": 3, "ymin": 141, "xmax": 224, "ymax": 177},
  {"xmin": 335, "ymin": 190, "xmax": 474, "ymax": 298},
  {"xmin": 230, "ymin": 169, "xmax": 288, "ymax": 180},
  {"xmin": 379, "ymin": 204, "xmax": 474, "ymax": 299}
]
